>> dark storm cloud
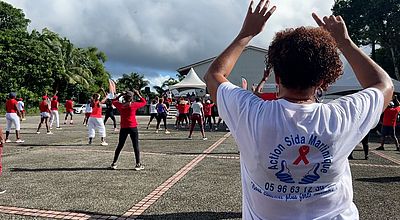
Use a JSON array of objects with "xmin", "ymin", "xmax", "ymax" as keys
[{"xmin": 6, "ymin": 0, "xmax": 334, "ymax": 80}]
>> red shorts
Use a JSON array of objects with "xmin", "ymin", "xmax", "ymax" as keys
[{"xmin": 85, "ymin": 113, "xmax": 91, "ymax": 118}]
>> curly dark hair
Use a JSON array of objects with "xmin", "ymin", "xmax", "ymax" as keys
[{"xmin": 267, "ymin": 27, "xmax": 343, "ymax": 91}]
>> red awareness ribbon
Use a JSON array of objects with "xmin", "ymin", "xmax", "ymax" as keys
[{"xmin": 293, "ymin": 145, "xmax": 310, "ymax": 165}]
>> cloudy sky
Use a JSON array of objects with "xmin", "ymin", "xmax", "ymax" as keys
[{"xmin": 5, "ymin": 0, "xmax": 335, "ymax": 88}]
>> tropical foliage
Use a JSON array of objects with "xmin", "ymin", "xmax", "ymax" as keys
[
  {"xmin": 333, "ymin": 0, "xmax": 400, "ymax": 79},
  {"xmin": 0, "ymin": 1, "xmax": 109, "ymax": 108}
]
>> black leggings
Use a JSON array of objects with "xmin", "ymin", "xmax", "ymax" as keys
[
  {"xmin": 104, "ymin": 112, "xmax": 116, "ymax": 128},
  {"xmin": 156, "ymin": 112, "xmax": 167, "ymax": 129},
  {"xmin": 112, "ymin": 127, "xmax": 140, "ymax": 164},
  {"xmin": 205, "ymin": 116, "xmax": 213, "ymax": 129}
]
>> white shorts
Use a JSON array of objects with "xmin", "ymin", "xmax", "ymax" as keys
[
  {"xmin": 5, "ymin": 113, "xmax": 20, "ymax": 131},
  {"xmin": 88, "ymin": 117, "xmax": 106, "ymax": 138},
  {"xmin": 40, "ymin": 112, "xmax": 50, "ymax": 118}
]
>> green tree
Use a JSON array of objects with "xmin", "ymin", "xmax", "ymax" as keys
[
  {"xmin": 332, "ymin": 0, "xmax": 400, "ymax": 79},
  {"xmin": 0, "ymin": 1, "xmax": 30, "ymax": 31},
  {"xmin": 117, "ymin": 73, "xmax": 149, "ymax": 91},
  {"xmin": 152, "ymin": 77, "xmax": 179, "ymax": 96}
]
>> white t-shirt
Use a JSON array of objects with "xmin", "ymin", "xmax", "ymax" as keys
[
  {"xmin": 150, "ymin": 104, "xmax": 157, "ymax": 114},
  {"xmin": 217, "ymin": 82, "xmax": 383, "ymax": 220},
  {"xmin": 191, "ymin": 102, "xmax": 203, "ymax": 115},
  {"xmin": 85, "ymin": 104, "xmax": 92, "ymax": 113},
  {"xmin": 17, "ymin": 101, "xmax": 24, "ymax": 111}
]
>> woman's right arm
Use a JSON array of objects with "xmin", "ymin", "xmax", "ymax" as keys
[{"xmin": 312, "ymin": 13, "xmax": 393, "ymax": 110}]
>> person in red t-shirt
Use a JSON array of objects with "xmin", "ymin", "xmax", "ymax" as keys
[
  {"xmin": 36, "ymin": 96, "xmax": 52, "ymax": 134},
  {"xmin": 64, "ymin": 98, "xmax": 74, "ymax": 124},
  {"xmin": 88, "ymin": 90, "xmax": 108, "ymax": 146},
  {"xmin": 376, "ymin": 102, "xmax": 400, "ymax": 151},
  {"xmin": 176, "ymin": 97, "xmax": 190, "ymax": 129},
  {"xmin": 110, "ymin": 90, "xmax": 147, "ymax": 170},
  {"xmin": 49, "ymin": 91, "xmax": 62, "ymax": 130},
  {"xmin": 5, "ymin": 92, "xmax": 24, "ymax": 143},
  {"xmin": 203, "ymin": 100, "xmax": 215, "ymax": 131}
]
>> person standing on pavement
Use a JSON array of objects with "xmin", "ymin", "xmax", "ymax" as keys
[
  {"xmin": 64, "ymin": 98, "xmax": 74, "ymax": 125},
  {"xmin": 104, "ymin": 98, "xmax": 117, "ymax": 131},
  {"xmin": 203, "ymin": 0, "xmax": 393, "ymax": 218},
  {"xmin": 17, "ymin": 98, "xmax": 25, "ymax": 121},
  {"xmin": 110, "ymin": 90, "xmax": 147, "ymax": 171},
  {"xmin": 155, "ymin": 98, "xmax": 170, "ymax": 134},
  {"xmin": 49, "ymin": 94, "xmax": 62, "ymax": 130},
  {"xmin": 88, "ymin": 90, "xmax": 108, "ymax": 146},
  {"xmin": 5, "ymin": 93, "xmax": 24, "ymax": 143},
  {"xmin": 188, "ymin": 98, "xmax": 207, "ymax": 140},
  {"xmin": 376, "ymin": 102, "xmax": 400, "ymax": 151},
  {"xmin": 83, "ymin": 99, "xmax": 92, "ymax": 126},
  {"xmin": 36, "ymin": 96, "xmax": 52, "ymax": 135},
  {"xmin": 146, "ymin": 99, "xmax": 158, "ymax": 129}
]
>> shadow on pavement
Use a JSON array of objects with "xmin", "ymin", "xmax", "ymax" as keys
[
  {"xmin": 138, "ymin": 211, "xmax": 242, "ymax": 220},
  {"xmin": 18, "ymin": 144, "xmax": 89, "ymax": 147},
  {"xmin": 9, "ymin": 167, "xmax": 113, "ymax": 172},
  {"xmin": 356, "ymin": 176, "xmax": 400, "ymax": 183}
]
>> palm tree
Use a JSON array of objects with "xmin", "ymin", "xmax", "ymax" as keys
[
  {"xmin": 40, "ymin": 28, "xmax": 92, "ymax": 90},
  {"xmin": 117, "ymin": 72, "xmax": 149, "ymax": 91}
]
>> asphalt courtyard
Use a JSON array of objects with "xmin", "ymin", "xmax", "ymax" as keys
[{"xmin": 0, "ymin": 114, "xmax": 399, "ymax": 220}]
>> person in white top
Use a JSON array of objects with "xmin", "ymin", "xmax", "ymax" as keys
[
  {"xmin": 203, "ymin": 1, "xmax": 393, "ymax": 219},
  {"xmin": 17, "ymin": 98, "xmax": 25, "ymax": 121},
  {"xmin": 188, "ymin": 98, "xmax": 207, "ymax": 140},
  {"xmin": 146, "ymin": 99, "xmax": 158, "ymax": 129},
  {"xmin": 83, "ymin": 99, "xmax": 92, "ymax": 126}
]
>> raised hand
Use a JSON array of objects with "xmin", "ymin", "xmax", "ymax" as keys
[
  {"xmin": 312, "ymin": 13, "xmax": 351, "ymax": 48},
  {"xmin": 239, "ymin": 0, "xmax": 276, "ymax": 38}
]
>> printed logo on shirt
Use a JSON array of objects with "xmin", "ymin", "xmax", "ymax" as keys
[{"xmin": 267, "ymin": 134, "xmax": 333, "ymax": 185}]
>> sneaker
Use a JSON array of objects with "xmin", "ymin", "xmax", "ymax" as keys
[
  {"xmin": 155, "ymin": 130, "xmax": 159, "ymax": 134},
  {"xmin": 64, "ymin": 122, "xmax": 67, "ymax": 124},
  {"xmin": 36, "ymin": 131, "xmax": 40, "ymax": 134},
  {"xmin": 46, "ymin": 131, "xmax": 53, "ymax": 135},
  {"xmin": 113, "ymin": 128, "xmax": 119, "ymax": 132},
  {"xmin": 146, "ymin": 126, "xmax": 149, "ymax": 130},
  {"xmin": 165, "ymin": 130, "xmax": 170, "ymax": 134},
  {"xmin": 134, "ymin": 163, "xmax": 144, "ymax": 171},
  {"xmin": 187, "ymin": 136, "xmax": 192, "ymax": 140},
  {"xmin": 0, "ymin": 188, "xmax": 6, "ymax": 194},
  {"xmin": 88, "ymin": 139, "xmax": 92, "ymax": 145},
  {"xmin": 214, "ymin": 128, "xmax": 218, "ymax": 131},
  {"xmin": 15, "ymin": 139, "xmax": 24, "ymax": 143},
  {"xmin": 365, "ymin": 155, "xmax": 369, "ymax": 160},
  {"xmin": 56, "ymin": 127, "xmax": 62, "ymax": 130},
  {"xmin": 376, "ymin": 146, "xmax": 385, "ymax": 151},
  {"xmin": 50, "ymin": 127, "xmax": 53, "ymax": 130},
  {"xmin": 5, "ymin": 139, "xmax": 11, "ymax": 143},
  {"xmin": 110, "ymin": 163, "xmax": 117, "ymax": 170},
  {"xmin": 101, "ymin": 141, "xmax": 108, "ymax": 146},
  {"xmin": 203, "ymin": 137, "xmax": 208, "ymax": 140}
]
